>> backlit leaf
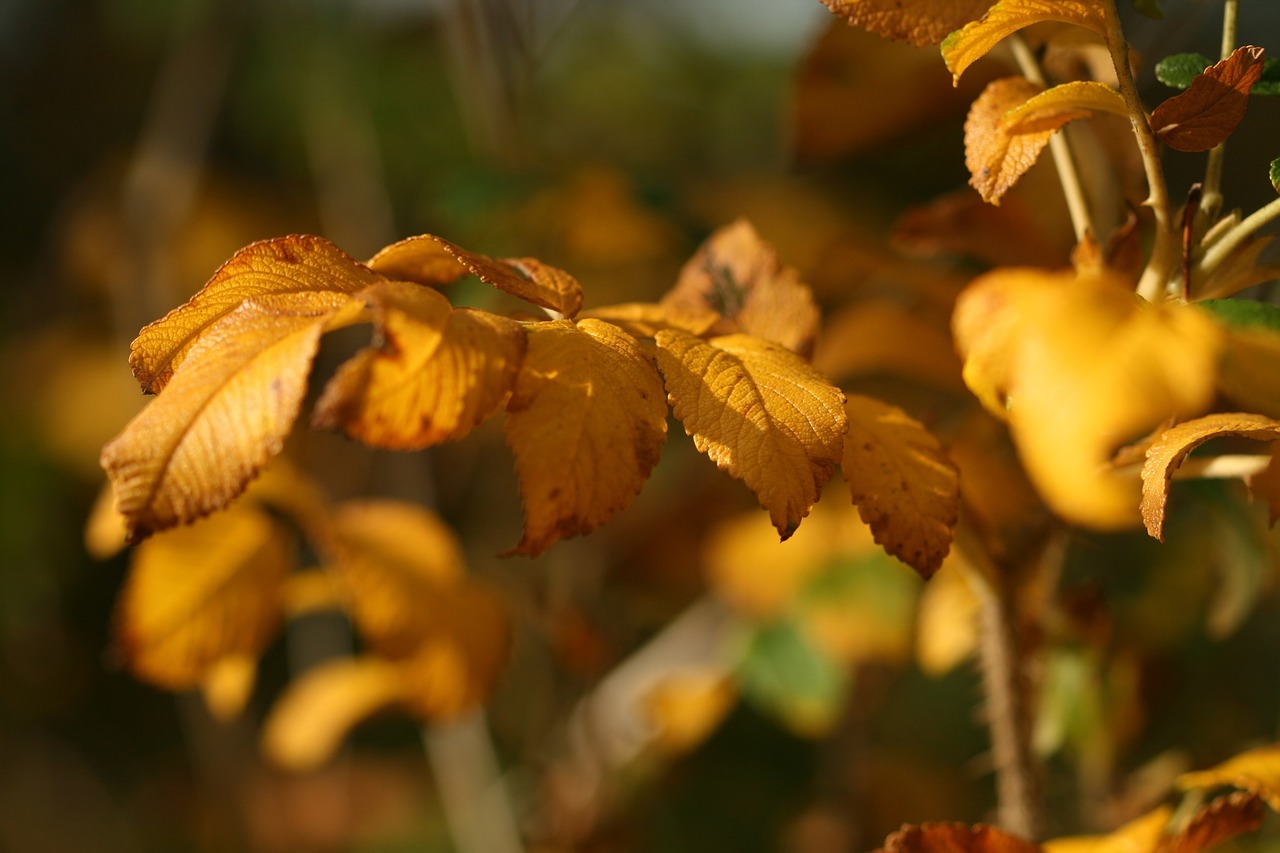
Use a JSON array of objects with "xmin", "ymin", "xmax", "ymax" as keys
[
  {"xmin": 580, "ymin": 301, "xmax": 720, "ymax": 339},
  {"xmin": 1043, "ymin": 805, "xmax": 1171, "ymax": 853},
  {"xmin": 103, "ymin": 293, "xmax": 356, "ymax": 540},
  {"xmin": 312, "ymin": 282, "xmax": 527, "ymax": 449},
  {"xmin": 365, "ymin": 234, "xmax": 472, "ymax": 285},
  {"xmin": 1140, "ymin": 413, "xmax": 1280, "ymax": 541},
  {"xmin": 842, "ymin": 394, "xmax": 959, "ymax": 578},
  {"xmin": 115, "ymin": 504, "xmax": 289, "ymax": 693},
  {"xmin": 819, "ymin": 0, "xmax": 993, "ymax": 47},
  {"xmin": 1151, "ymin": 46, "xmax": 1266, "ymax": 153},
  {"xmin": 966, "ymin": 78, "xmax": 1057, "ymax": 205},
  {"xmin": 656, "ymin": 329, "xmax": 847, "ymax": 539},
  {"xmin": 1178, "ymin": 743, "xmax": 1280, "ymax": 810},
  {"xmin": 1000, "ymin": 81, "xmax": 1128, "ymax": 133},
  {"xmin": 877, "ymin": 822, "xmax": 1041, "ymax": 853},
  {"xmin": 660, "ymin": 220, "xmax": 820, "ymax": 357},
  {"xmin": 130, "ymin": 235, "xmax": 381, "ymax": 394},
  {"xmin": 504, "ymin": 319, "xmax": 668, "ymax": 556},
  {"xmin": 942, "ymin": 0, "xmax": 1108, "ymax": 85}
]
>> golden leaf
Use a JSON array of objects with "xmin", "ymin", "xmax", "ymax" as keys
[
  {"xmin": 102, "ymin": 293, "xmax": 355, "ymax": 539},
  {"xmin": 1151, "ymin": 46, "xmax": 1266, "ymax": 153},
  {"xmin": 312, "ymin": 282, "xmax": 527, "ymax": 449},
  {"xmin": 366, "ymin": 234, "xmax": 472, "ymax": 285},
  {"xmin": 942, "ymin": 0, "xmax": 1107, "ymax": 84},
  {"xmin": 579, "ymin": 301, "xmax": 720, "ymax": 339},
  {"xmin": 1159, "ymin": 793, "xmax": 1263, "ymax": 853},
  {"xmin": 85, "ymin": 481, "xmax": 129, "ymax": 560},
  {"xmin": 1140, "ymin": 413, "xmax": 1280, "ymax": 541},
  {"xmin": 1043, "ymin": 805, "xmax": 1171, "ymax": 853},
  {"xmin": 953, "ymin": 268, "xmax": 1222, "ymax": 529},
  {"xmin": 201, "ymin": 655, "xmax": 258, "ymax": 722},
  {"xmin": 130, "ymin": 235, "xmax": 381, "ymax": 394},
  {"xmin": 655, "ymin": 329, "xmax": 847, "ymax": 539},
  {"xmin": 642, "ymin": 670, "xmax": 738, "ymax": 754},
  {"xmin": 661, "ymin": 220, "xmax": 820, "ymax": 357},
  {"xmin": 915, "ymin": 560, "xmax": 980, "ymax": 675},
  {"xmin": 819, "ymin": 0, "xmax": 994, "ymax": 47},
  {"xmin": 115, "ymin": 504, "xmax": 289, "ymax": 691},
  {"xmin": 1000, "ymin": 80, "xmax": 1127, "ymax": 133},
  {"xmin": 504, "ymin": 319, "xmax": 668, "ymax": 556},
  {"xmin": 1218, "ymin": 325, "xmax": 1280, "ymax": 420},
  {"xmin": 1179, "ymin": 743, "xmax": 1280, "ymax": 811},
  {"xmin": 877, "ymin": 822, "xmax": 1041, "ymax": 853},
  {"xmin": 842, "ymin": 394, "xmax": 959, "ymax": 579},
  {"xmin": 812, "ymin": 301, "xmax": 963, "ymax": 389},
  {"xmin": 965, "ymin": 78, "xmax": 1057, "ymax": 205}
]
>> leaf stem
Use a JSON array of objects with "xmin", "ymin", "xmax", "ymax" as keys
[
  {"xmin": 1200, "ymin": 195, "xmax": 1280, "ymax": 274},
  {"xmin": 1200, "ymin": 0, "xmax": 1240, "ymax": 221},
  {"xmin": 1008, "ymin": 35, "xmax": 1094, "ymax": 244}
]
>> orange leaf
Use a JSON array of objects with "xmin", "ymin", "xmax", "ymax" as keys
[
  {"xmin": 580, "ymin": 301, "xmax": 720, "ymax": 339},
  {"xmin": 115, "ymin": 505, "xmax": 289, "ymax": 693},
  {"xmin": 813, "ymin": 300, "xmax": 963, "ymax": 389},
  {"xmin": 965, "ymin": 77, "xmax": 1057, "ymax": 204},
  {"xmin": 1151, "ymin": 46, "xmax": 1266, "ymax": 153},
  {"xmin": 1159, "ymin": 792, "xmax": 1263, "ymax": 853},
  {"xmin": 366, "ymin": 234, "xmax": 472, "ymax": 285},
  {"xmin": 1043, "ymin": 805, "xmax": 1171, "ymax": 853},
  {"xmin": 102, "ymin": 293, "xmax": 357, "ymax": 540},
  {"xmin": 1178, "ymin": 742, "xmax": 1280, "ymax": 811},
  {"xmin": 842, "ymin": 395, "xmax": 959, "ymax": 578},
  {"xmin": 504, "ymin": 319, "xmax": 668, "ymax": 556},
  {"xmin": 661, "ymin": 220, "xmax": 820, "ymax": 357},
  {"xmin": 1001, "ymin": 80, "xmax": 1128, "ymax": 134},
  {"xmin": 877, "ymin": 823, "xmax": 1040, "ymax": 853},
  {"xmin": 130, "ymin": 235, "xmax": 381, "ymax": 394},
  {"xmin": 312, "ymin": 282, "xmax": 527, "ymax": 449},
  {"xmin": 819, "ymin": 0, "xmax": 994, "ymax": 47},
  {"xmin": 655, "ymin": 329, "xmax": 847, "ymax": 539},
  {"xmin": 942, "ymin": 0, "xmax": 1107, "ymax": 84},
  {"xmin": 1140, "ymin": 412, "xmax": 1280, "ymax": 540}
]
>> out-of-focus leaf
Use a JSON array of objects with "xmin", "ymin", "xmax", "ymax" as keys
[
  {"xmin": 1155, "ymin": 53, "xmax": 1213, "ymax": 90},
  {"xmin": 1043, "ymin": 805, "xmax": 1171, "ymax": 853},
  {"xmin": 130, "ymin": 236, "xmax": 380, "ymax": 394},
  {"xmin": 965, "ymin": 78, "xmax": 1057, "ymax": 205},
  {"xmin": 641, "ymin": 670, "xmax": 737, "ymax": 754},
  {"xmin": 1271, "ymin": 158, "xmax": 1280, "ymax": 193},
  {"xmin": 818, "ymin": 0, "xmax": 993, "ymax": 47},
  {"xmin": 813, "ymin": 301, "xmax": 963, "ymax": 389},
  {"xmin": 800, "ymin": 547, "xmax": 921, "ymax": 666},
  {"xmin": 1200, "ymin": 481, "xmax": 1275, "ymax": 638},
  {"xmin": 1200, "ymin": 298, "xmax": 1280, "ymax": 332},
  {"xmin": 1140, "ymin": 413, "xmax": 1280, "ymax": 540},
  {"xmin": 656, "ymin": 329, "xmax": 847, "ymax": 539},
  {"xmin": 85, "ymin": 481, "xmax": 129, "ymax": 560},
  {"xmin": 505, "ymin": 319, "xmax": 668, "ymax": 556},
  {"xmin": 893, "ymin": 191, "xmax": 1067, "ymax": 268},
  {"xmin": 915, "ymin": 559, "xmax": 980, "ymax": 675},
  {"xmin": 1248, "ymin": 446, "xmax": 1280, "ymax": 525},
  {"xmin": 842, "ymin": 394, "xmax": 959, "ymax": 578},
  {"xmin": 1194, "ymin": 237, "xmax": 1280, "ymax": 300},
  {"xmin": 1131, "ymin": 0, "xmax": 1163, "ymax": 20},
  {"xmin": 735, "ymin": 618, "xmax": 848, "ymax": 736},
  {"xmin": 1178, "ymin": 743, "xmax": 1280, "ymax": 810},
  {"xmin": 660, "ymin": 220, "xmax": 820, "ymax": 357},
  {"xmin": 942, "ymin": 0, "xmax": 1107, "ymax": 84},
  {"xmin": 1215, "ymin": 324, "xmax": 1280, "ymax": 419},
  {"xmin": 1253, "ymin": 59, "xmax": 1280, "ymax": 96},
  {"xmin": 102, "ymin": 293, "xmax": 355, "ymax": 540},
  {"xmin": 115, "ymin": 505, "xmax": 289, "ymax": 692},
  {"xmin": 579, "ymin": 301, "xmax": 720, "ymax": 339},
  {"xmin": 1151, "ymin": 46, "xmax": 1266, "ymax": 153},
  {"xmin": 312, "ymin": 281, "xmax": 527, "ymax": 449},
  {"xmin": 201, "ymin": 655, "xmax": 257, "ymax": 722},
  {"xmin": 1161, "ymin": 792, "xmax": 1264, "ymax": 853},
  {"xmin": 876, "ymin": 822, "xmax": 1040, "ymax": 853}
]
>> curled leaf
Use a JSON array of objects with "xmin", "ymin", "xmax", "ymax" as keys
[
  {"xmin": 1178, "ymin": 743, "xmax": 1280, "ymax": 811},
  {"xmin": 942, "ymin": 0, "xmax": 1107, "ymax": 85},
  {"xmin": 1159, "ymin": 792, "xmax": 1263, "ymax": 853},
  {"xmin": 1000, "ymin": 80, "xmax": 1128, "ymax": 133},
  {"xmin": 1151, "ymin": 46, "xmax": 1266, "ymax": 153},
  {"xmin": 966, "ymin": 78, "xmax": 1057, "ymax": 205},
  {"xmin": 819, "ymin": 0, "xmax": 994, "ymax": 47}
]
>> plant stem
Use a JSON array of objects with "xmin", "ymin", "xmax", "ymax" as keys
[
  {"xmin": 1200, "ymin": 195, "xmax": 1280, "ymax": 274},
  {"xmin": 424, "ymin": 712, "xmax": 526, "ymax": 853},
  {"xmin": 1101, "ymin": 0, "xmax": 1175, "ymax": 302},
  {"xmin": 1199, "ymin": 0, "xmax": 1240, "ymax": 221},
  {"xmin": 1008, "ymin": 36, "xmax": 1094, "ymax": 244}
]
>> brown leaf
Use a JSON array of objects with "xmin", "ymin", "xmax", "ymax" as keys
[
  {"xmin": 312, "ymin": 281, "xmax": 527, "ymax": 449},
  {"xmin": 661, "ymin": 220, "xmax": 820, "ymax": 357},
  {"xmin": 1151, "ymin": 46, "xmax": 1266, "ymax": 153},
  {"xmin": 1158, "ymin": 792, "xmax": 1263, "ymax": 853},
  {"xmin": 942, "ymin": 0, "xmax": 1108, "ymax": 84},
  {"xmin": 966, "ymin": 78, "xmax": 1057, "ymax": 204},
  {"xmin": 878, "ymin": 822, "xmax": 1040, "ymax": 853},
  {"xmin": 656, "ymin": 329, "xmax": 847, "ymax": 539},
  {"xmin": 893, "ymin": 191, "xmax": 1067, "ymax": 268},
  {"xmin": 842, "ymin": 395, "xmax": 959, "ymax": 578},
  {"xmin": 1140, "ymin": 412, "xmax": 1280, "ymax": 541},
  {"xmin": 819, "ymin": 0, "xmax": 993, "ymax": 47},
  {"xmin": 1179, "ymin": 743, "xmax": 1280, "ymax": 811},
  {"xmin": 504, "ymin": 319, "xmax": 668, "ymax": 555}
]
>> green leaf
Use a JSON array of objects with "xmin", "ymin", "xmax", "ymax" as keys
[
  {"xmin": 1131, "ymin": 0, "xmax": 1163, "ymax": 20},
  {"xmin": 1271, "ymin": 158, "xmax": 1280, "ymax": 194},
  {"xmin": 1253, "ymin": 58, "xmax": 1280, "ymax": 96},
  {"xmin": 1155, "ymin": 53, "xmax": 1212, "ymax": 90},
  {"xmin": 1200, "ymin": 298, "xmax": 1280, "ymax": 333},
  {"xmin": 735, "ymin": 619, "xmax": 848, "ymax": 736}
]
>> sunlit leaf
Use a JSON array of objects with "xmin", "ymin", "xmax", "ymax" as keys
[
  {"xmin": 660, "ymin": 220, "xmax": 820, "ymax": 357},
  {"xmin": 842, "ymin": 394, "xmax": 959, "ymax": 578},
  {"xmin": 1178, "ymin": 743, "xmax": 1280, "ymax": 810},
  {"xmin": 579, "ymin": 301, "xmax": 720, "ymax": 339},
  {"xmin": 819, "ymin": 0, "xmax": 993, "ymax": 47},
  {"xmin": 365, "ymin": 234, "xmax": 472, "ymax": 285},
  {"xmin": 1001, "ymin": 81, "xmax": 1127, "ymax": 133},
  {"xmin": 1151, "ymin": 46, "xmax": 1266, "ymax": 153},
  {"xmin": 1043, "ymin": 804, "xmax": 1171, "ymax": 853},
  {"xmin": 130, "ymin": 235, "xmax": 380, "ymax": 394},
  {"xmin": 312, "ymin": 282, "xmax": 527, "ymax": 449},
  {"xmin": 966, "ymin": 78, "xmax": 1057, "ymax": 204},
  {"xmin": 656, "ymin": 329, "xmax": 847, "ymax": 539},
  {"xmin": 505, "ymin": 319, "xmax": 668, "ymax": 556},
  {"xmin": 942, "ymin": 0, "xmax": 1108, "ymax": 85},
  {"xmin": 1140, "ymin": 413, "xmax": 1280, "ymax": 541},
  {"xmin": 1161, "ymin": 792, "xmax": 1264, "ymax": 853},
  {"xmin": 102, "ymin": 293, "xmax": 355, "ymax": 539},
  {"xmin": 877, "ymin": 822, "xmax": 1041, "ymax": 853},
  {"xmin": 642, "ymin": 670, "xmax": 738, "ymax": 754},
  {"xmin": 115, "ymin": 505, "xmax": 289, "ymax": 692}
]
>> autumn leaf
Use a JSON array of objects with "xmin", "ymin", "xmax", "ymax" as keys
[
  {"xmin": 819, "ymin": 0, "xmax": 994, "ymax": 47},
  {"xmin": 505, "ymin": 319, "xmax": 668, "ymax": 556},
  {"xmin": 579, "ymin": 301, "xmax": 720, "ymax": 339},
  {"xmin": 115, "ymin": 504, "xmax": 289, "ymax": 703},
  {"xmin": 1159, "ymin": 792, "xmax": 1263, "ymax": 853},
  {"xmin": 1140, "ymin": 412, "xmax": 1280, "ymax": 541},
  {"xmin": 312, "ymin": 281, "xmax": 527, "ymax": 449},
  {"xmin": 130, "ymin": 235, "xmax": 381, "ymax": 394},
  {"xmin": 942, "ymin": 0, "xmax": 1108, "ymax": 85},
  {"xmin": 915, "ymin": 560, "xmax": 980, "ymax": 675},
  {"xmin": 1151, "ymin": 46, "xmax": 1266, "ymax": 152},
  {"xmin": 365, "ymin": 233, "xmax": 473, "ymax": 285},
  {"xmin": 842, "ymin": 394, "xmax": 959, "ymax": 578},
  {"xmin": 1179, "ymin": 742, "xmax": 1280, "ymax": 810},
  {"xmin": 202, "ymin": 655, "xmax": 258, "ymax": 723},
  {"xmin": 1000, "ymin": 80, "xmax": 1127, "ymax": 134},
  {"xmin": 642, "ymin": 670, "xmax": 738, "ymax": 754},
  {"xmin": 102, "ymin": 293, "xmax": 358, "ymax": 540},
  {"xmin": 660, "ymin": 220, "xmax": 820, "ymax": 357},
  {"xmin": 813, "ymin": 300, "xmax": 963, "ymax": 389},
  {"xmin": 1043, "ymin": 805, "xmax": 1171, "ymax": 853},
  {"xmin": 877, "ymin": 823, "xmax": 1040, "ymax": 853},
  {"xmin": 656, "ymin": 329, "xmax": 847, "ymax": 539}
]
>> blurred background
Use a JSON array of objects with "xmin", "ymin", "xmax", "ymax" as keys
[{"xmin": 5, "ymin": 0, "xmax": 1280, "ymax": 851}]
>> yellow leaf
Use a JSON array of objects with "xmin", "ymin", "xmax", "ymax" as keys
[
  {"xmin": 1160, "ymin": 793, "xmax": 1264, "ymax": 853},
  {"xmin": 656, "ymin": 329, "xmax": 847, "ymax": 539},
  {"xmin": 366, "ymin": 233, "xmax": 473, "ymax": 285},
  {"xmin": 915, "ymin": 559, "xmax": 980, "ymax": 675},
  {"xmin": 1179, "ymin": 743, "xmax": 1280, "ymax": 811},
  {"xmin": 130, "ymin": 235, "xmax": 382, "ymax": 394},
  {"xmin": 201, "ymin": 654, "xmax": 257, "ymax": 722},
  {"xmin": 642, "ymin": 670, "xmax": 737, "ymax": 754},
  {"xmin": 942, "ymin": 0, "xmax": 1107, "ymax": 84},
  {"xmin": 1001, "ymin": 80, "xmax": 1128, "ymax": 133},
  {"xmin": 965, "ymin": 77, "xmax": 1057, "ymax": 205},
  {"xmin": 953, "ymin": 268, "xmax": 1222, "ymax": 529},
  {"xmin": 660, "ymin": 220, "xmax": 821, "ymax": 357},
  {"xmin": 842, "ymin": 394, "xmax": 959, "ymax": 578},
  {"xmin": 102, "ymin": 293, "xmax": 355, "ymax": 539},
  {"xmin": 812, "ymin": 300, "xmax": 963, "ymax": 389},
  {"xmin": 579, "ymin": 301, "xmax": 720, "ymax": 339},
  {"xmin": 1043, "ymin": 805, "xmax": 1171, "ymax": 853},
  {"xmin": 115, "ymin": 505, "xmax": 289, "ymax": 691},
  {"xmin": 504, "ymin": 319, "xmax": 668, "ymax": 556},
  {"xmin": 1152, "ymin": 46, "xmax": 1266, "ymax": 153},
  {"xmin": 819, "ymin": 0, "xmax": 994, "ymax": 47},
  {"xmin": 312, "ymin": 282, "xmax": 527, "ymax": 449},
  {"xmin": 1218, "ymin": 325, "xmax": 1280, "ymax": 420},
  {"xmin": 84, "ymin": 481, "xmax": 129, "ymax": 560},
  {"xmin": 1140, "ymin": 413, "xmax": 1280, "ymax": 541}
]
